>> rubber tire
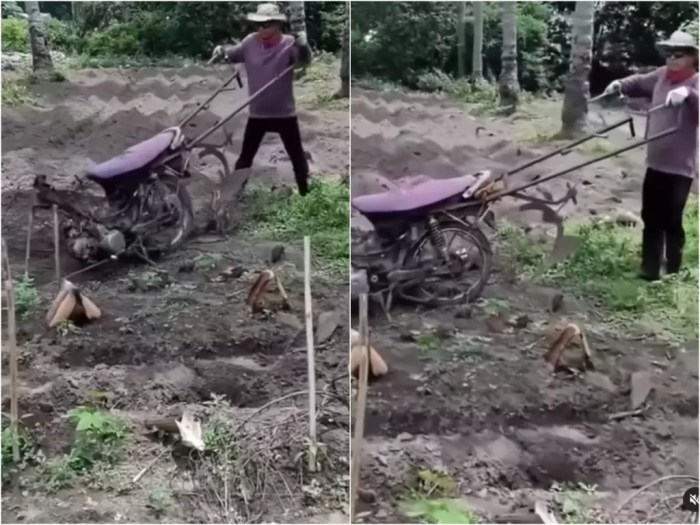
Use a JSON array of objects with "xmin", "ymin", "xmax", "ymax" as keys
[{"xmin": 399, "ymin": 221, "xmax": 493, "ymax": 306}]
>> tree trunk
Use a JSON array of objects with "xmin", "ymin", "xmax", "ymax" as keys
[
  {"xmin": 498, "ymin": 1, "xmax": 519, "ymax": 112},
  {"xmin": 288, "ymin": 1, "xmax": 307, "ymax": 79},
  {"xmin": 288, "ymin": 1, "xmax": 307, "ymax": 35},
  {"xmin": 336, "ymin": 2, "xmax": 350, "ymax": 98},
  {"xmin": 559, "ymin": 1, "xmax": 596, "ymax": 138},
  {"xmin": 472, "ymin": 1, "xmax": 484, "ymax": 82},
  {"xmin": 26, "ymin": 1, "xmax": 54, "ymax": 77},
  {"xmin": 457, "ymin": 2, "xmax": 466, "ymax": 78}
]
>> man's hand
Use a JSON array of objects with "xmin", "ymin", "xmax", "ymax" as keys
[
  {"xmin": 295, "ymin": 31, "xmax": 308, "ymax": 47},
  {"xmin": 665, "ymin": 86, "xmax": 690, "ymax": 107},
  {"xmin": 602, "ymin": 80, "xmax": 622, "ymax": 96},
  {"xmin": 211, "ymin": 45, "xmax": 225, "ymax": 62}
]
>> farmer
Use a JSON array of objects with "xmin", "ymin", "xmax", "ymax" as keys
[
  {"xmin": 602, "ymin": 30, "xmax": 698, "ymax": 281},
  {"xmin": 212, "ymin": 3, "xmax": 313, "ymax": 195}
]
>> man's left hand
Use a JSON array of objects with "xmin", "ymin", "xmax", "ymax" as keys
[
  {"xmin": 295, "ymin": 31, "xmax": 308, "ymax": 47},
  {"xmin": 665, "ymin": 86, "xmax": 690, "ymax": 107}
]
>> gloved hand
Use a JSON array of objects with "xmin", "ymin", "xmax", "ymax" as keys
[
  {"xmin": 602, "ymin": 80, "xmax": 622, "ymax": 96},
  {"xmin": 211, "ymin": 45, "xmax": 225, "ymax": 61},
  {"xmin": 665, "ymin": 86, "xmax": 690, "ymax": 107},
  {"xmin": 295, "ymin": 31, "xmax": 307, "ymax": 47}
]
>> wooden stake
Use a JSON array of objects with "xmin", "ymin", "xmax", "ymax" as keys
[
  {"xmin": 2, "ymin": 241, "xmax": 20, "ymax": 462},
  {"xmin": 303, "ymin": 236, "xmax": 318, "ymax": 472},
  {"xmin": 350, "ymin": 293, "xmax": 370, "ymax": 522},
  {"xmin": 24, "ymin": 208, "xmax": 34, "ymax": 276},
  {"xmin": 52, "ymin": 204, "xmax": 61, "ymax": 286}
]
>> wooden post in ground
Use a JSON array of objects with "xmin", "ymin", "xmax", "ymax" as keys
[
  {"xmin": 52, "ymin": 204, "xmax": 61, "ymax": 286},
  {"xmin": 350, "ymin": 292, "xmax": 370, "ymax": 521},
  {"xmin": 2, "ymin": 241, "xmax": 20, "ymax": 462},
  {"xmin": 303, "ymin": 235, "xmax": 318, "ymax": 472}
]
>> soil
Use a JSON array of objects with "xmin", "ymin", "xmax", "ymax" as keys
[
  {"xmin": 350, "ymin": 87, "xmax": 699, "ymax": 524},
  {"xmin": 1, "ymin": 64, "xmax": 349, "ymax": 523}
]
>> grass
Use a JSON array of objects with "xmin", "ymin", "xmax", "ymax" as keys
[
  {"xmin": 399, "ymin": 468, "xmax": 480, "ymax": 524},
  {"xmin": 1, "ymin": 76, "xmax": 31, "ymax": 106},
  {"xmin": 244, "ymin": 179, "xmax": 349, "ymax": 278},
  {"xmin": 499, "ymin": 199, "xmax": 699, "ymax": 342},
  {"xmin": 298, "ymin": 52, "xmax": 347, "ymax": 110}
]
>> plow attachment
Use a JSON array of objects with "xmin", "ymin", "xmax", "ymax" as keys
[{"xmin": 476, "ymin": 100, "xmax": 682, "ymax": 261}]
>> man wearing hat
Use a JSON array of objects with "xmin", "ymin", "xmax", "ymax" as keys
[
  {"xmin": 602, "ymin": 30, "xmax": 698, "ymax": 281},
  {"xmin": 213, "ymin": 3, "xmax": 313, "ymax": 195}
]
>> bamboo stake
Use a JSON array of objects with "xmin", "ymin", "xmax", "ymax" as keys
[
  {"xmin": 350, "ymin": 293, "xmax": 370, "ymax": 521},
  {"xmin": 52, "ymin": 204, "xmax": 61, "ymax": 286},
  {"xmin": 24, "ymin": 208, "xmax": 34, "ymax": 276},
  {"xmin": 303, "ymin": 236, "xmax": 318, "ymax": 472},
  {"xmin": 2, "ymin": 240, "xmax": 20, "ymax": 462}
]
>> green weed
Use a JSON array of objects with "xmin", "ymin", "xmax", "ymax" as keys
[
  {"xmin": 399, "ymin": 468, "xmax": 479, "ymax": 524},
  {"xmin": 499, "ymin": 199, "xmax": 699, "ymax": 341},
  {"xmin": 1, "ymin": 76, "xmax": 31, "ymax": 106},
  {"xmin": 13, "ymin": 273, "xmax": 39, "ymax": 318},
  {"xmin": 244, "ymin": 179, "xmax": 349, "ymax": 278},
  {"xmin": 1, "ymin": 423, "xmax": 36, "ymax": 483},
  {"xmin": 46, "ymin": 407, "xmax": 130, "ymax": 489}
]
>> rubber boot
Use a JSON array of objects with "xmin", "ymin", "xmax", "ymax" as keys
[{"xmin": 639, "ymin": 229, "xmax": 663, "ymax": 281}]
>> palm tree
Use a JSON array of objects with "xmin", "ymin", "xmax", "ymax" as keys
[
  {"xmin": 457, "ymin": 2, "xmax": 467, "ymax": 78},
  {"xmin": 336, "ymin": 2, "xmax": 350, "ymax": 98},
  {"xmin": 472, "ymin": 1, "xmax": 484, "ymax": 83},
  {"xmin": 498, "ymin": 2, "xmax": 519, "ymax": 112},
  {"xmin": 288, "ymin": 1, "xmax": 307, "ymax": 36},
  {"xmin": 559, "ymin": 1, "xmax": 596, "ymax": 138},
  {"xmin": 26, "ymin": 1, "xmax": 54, "ymax": 77},
  {"xmin": 288, "ymin": 1, "xmax": 308, "ymax": 79}
]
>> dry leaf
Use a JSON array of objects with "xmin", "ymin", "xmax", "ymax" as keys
[
  {"xmin": 544, "ymin": 323, "xmax": 581, "ymax": 371},
  {"xmin": 175, "ymin": 410, "xmax": 205, "ymax": 451},
  {"xmin": 246, "ymin": 270, "xmax": 275, "ymax": 312},
  {"xmin": 46, "ymin": 279, "xmax": 102, "ymax": 328}
]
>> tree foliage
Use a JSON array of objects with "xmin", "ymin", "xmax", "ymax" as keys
[
  {"xmin": 2, "ymin": 1, "xmax": 346, "ymax": 58},
  {"xmin": 350, "ymin": 1, "xmax": 699, "ymax": 93}
]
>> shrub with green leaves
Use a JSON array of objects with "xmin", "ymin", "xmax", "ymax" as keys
[{"xmin": 245, "ymin": 179, "xmax": 349, "ymax": 277}]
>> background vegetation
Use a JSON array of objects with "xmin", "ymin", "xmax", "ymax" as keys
[
  {"xmin": 2, "ymin": 1, "xmax": 346, "ymax": 59},
  {"xmin": 351, "ymin": 1, "xmax": 698, "ymax": 94}
]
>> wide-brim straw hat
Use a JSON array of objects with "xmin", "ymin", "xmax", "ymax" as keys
[
  {"xmin": 657, "ymin": 30, "xmax": 698, "ymax": 51},
  {"xmin": 247, "ymin": 3, "xmax": 287, "ymax": 23}
]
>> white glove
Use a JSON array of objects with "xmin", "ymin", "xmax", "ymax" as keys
[
  {"xmin": 665, "ymin": 86, "xmax": 690, "ymax": 107},
  {"xmin": 603, "ymin": 80, "xmax": 622, "ymax": 95},
  {"xmin": 295, "ymin": 31, "xmax": 307, "ymax": 47},
  {"xmin": 212, "ymin": 45, "xmax": 224, "ymax": 60}
]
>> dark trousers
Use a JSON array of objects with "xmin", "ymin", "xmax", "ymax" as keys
[
  {"xmin": 640, "ymin": 167, "xmax": 693, "ymax": 279},
  {"xmin": 234, "ymin": 116, "xmax": 310, "ymax": 195}
]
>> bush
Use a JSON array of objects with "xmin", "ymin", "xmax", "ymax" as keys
[{"xmin": 1, "ymin": 18, "xmax": 28, "ymax": 52}]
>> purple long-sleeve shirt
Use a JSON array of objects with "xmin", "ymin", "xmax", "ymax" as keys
[
  {"xmin": 619, "ymin": 66, "xmax": 698, "ymax": 178},
  {"xmin": 224, "ymin": 33, "xmax": 312, "ymax": 118}
]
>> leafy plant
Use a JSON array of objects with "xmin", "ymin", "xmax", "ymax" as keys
[
  {"xmin": 45, "ymin": 407, "xmax": 131, "ymax": 488},
  {"xmin": 13, "ymin": 273, "xmax": 39, "ymax": 318},
  {"xmin": 244, "ymin": 179, "xmax": 349, "ymax": 278},
  {"xmin": 147, "ymin": 485, "xmax": 171, "ymax": 518},
  {"xmin": 1, "ymin": 423, "xmax": 35, "ymax": 482}
]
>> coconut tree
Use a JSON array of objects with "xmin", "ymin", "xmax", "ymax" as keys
[
  {"xmin": 26, "ymin": 1, "xmax": 54, "ymax": 77},
  {"xmin": 472, "ymin": 1, "xmax": 484, "ymax": 82},
  {"xmin": 498, "ymin": 1, "xmax": 519, "ymax": 112},
  {"xmin": 288, "ymin": 1, "xmax": 307, "ymax": 36},
  {"xmin": 457, "ymin": 2, "xmax": 467, "ymax": 78},
  {"xmin": 288, "ymin": 1, "xmax": 308, "ymax": 79},
  {"xmin": 336, "ymin": 2, "xmax": 350, "ymax": 98},
  {"xmin": 559, "ymin": 1, "xmax": 596, "ymax": 138}
]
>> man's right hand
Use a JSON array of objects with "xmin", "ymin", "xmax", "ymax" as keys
[
  {"xmin": 211, "ymin": 45, "xmax": 225, "ymax": 62},
  {"xmin": 603, "ymin": 80, "xmax": 622, "ymax": 96}
]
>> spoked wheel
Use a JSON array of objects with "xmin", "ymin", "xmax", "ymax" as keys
[
  {"xmin": 398, "ymin": 221, "xmax": 493, "ymax": 305},
  {"xmin": 136, "ymin": 175, "xmax": 194, "ymax": 256}
]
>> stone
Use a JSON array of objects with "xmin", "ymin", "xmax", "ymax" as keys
[
  {"xmin": 630, "ymin": 371, "xmax": 653, "ymax": 409},
  {"xmin": 316, "ymin": 310, "xmax": 340, "ymax": 343},
  {"xmin": 584, "ymin": 371, "xmax": 617, "ymax": 393}
]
